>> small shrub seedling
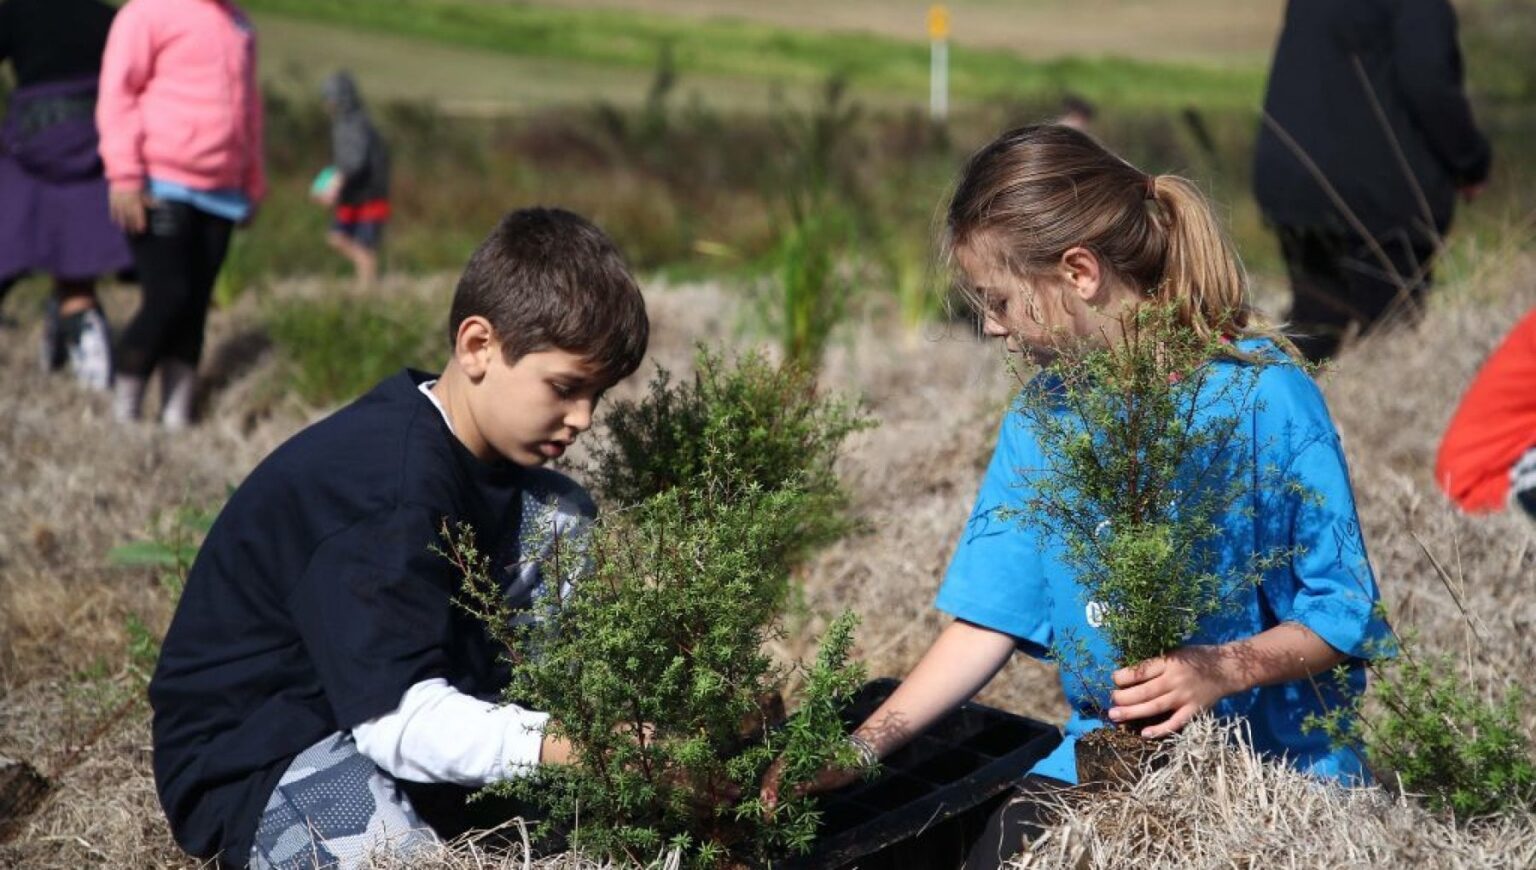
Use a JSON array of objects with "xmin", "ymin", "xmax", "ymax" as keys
[
  {"xmin": 587, "ymin": 347, "xmax": 872, "ymax": 573},
  {"xmin": 452, "ymin": 349, "xmax": 876, "ymax": 865},
  {"xmin": 445, "ymin": 488, "xmax": 871, "ymax": 866},
  {"xmin": 1006, "ymin": 306, "xmax": 1293, "ymax": 779},
  {"xmin": 108, "ymin": 500, "xmax": 222, "ymax": 687},
  {"xmin": 1306, "ymin": 627, "xmax": 1536, "ymax": 820}
]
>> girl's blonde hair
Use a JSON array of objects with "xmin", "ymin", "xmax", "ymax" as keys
[{"xmin": 946, "ymin": 124, "xmax": 1293, "ymax": 355}]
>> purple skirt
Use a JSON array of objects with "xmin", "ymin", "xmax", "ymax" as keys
[{"xmin": 0, "ymin": 76, "xmax": 132, "ymax": 284}]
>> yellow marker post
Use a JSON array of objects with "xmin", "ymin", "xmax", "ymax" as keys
[{"xmin": 928, "ymin": 4, "xmax": 950, "ymax": 122}]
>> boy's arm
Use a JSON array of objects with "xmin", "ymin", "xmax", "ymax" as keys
[
  {"xmin": 352, "ymin": 677, "xmax": 560, "ymax": 785},
  {"xmin": 1106, "ymin": 622, "xmax": 1347, "ymax": 739}
]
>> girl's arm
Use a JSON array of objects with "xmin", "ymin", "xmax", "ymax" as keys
[
  {"xmin": 97, "ymin": 6, "xmax": 156, "ymax": 233},
  {"xmin": 761, "ymin": 619, "xmax": 1017, "ymax": 805},
  {"xmin": 96, "ymin": 6, "xmax": 154, "ymax": 196},
  {"xmin": 242, "ymin": 28, "xmax": 267, "ymax": 207},
  {"xmin": 1106, "ymin": 621, "xmax": 1347, "ymax": 739}
]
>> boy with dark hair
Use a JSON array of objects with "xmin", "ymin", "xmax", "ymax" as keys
[{"xmin": 149, "ymin": 208, "xmax": 649, "ymax": 869}]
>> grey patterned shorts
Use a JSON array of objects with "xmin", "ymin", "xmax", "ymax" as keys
[
  {"xmin": 1512, "ymin": 446, "xmax": 1536, "ymax": 522},
  {"xmin": 248, "ymin": 469, "xmax": 595, "ymax": 868},
  {"xmin": 249, "ymin": 733, "xmax": 437, "ymax": 870}
]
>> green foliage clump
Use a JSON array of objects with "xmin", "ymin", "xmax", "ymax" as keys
[
  {"xmin": 1011, "ymin": 306, "xmax": 1284, "ymax": 670},
  {"xmin": 587, "ymin": 347, "xmax": 871, "ymax": 568},
  {"xmin": 1307, "ymin": 633, "xmax": 1536, "ymax": 820},
  {"xmin": 446, "ymin": 349, "xmax": 874, "ymax": 865},
  {"xmin": 264, "ymin": 295, "xmax": 440, "ymax": 406},
  {"xmin": 445, "ymin": 492, "xmax": 869, "ymax": 865},
  {"xmin": 762, "ymin": 78, "xmax": 864, "ymax": 371}
]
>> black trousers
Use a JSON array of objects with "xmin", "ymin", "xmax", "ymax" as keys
[
  {"xmin": 1276, "ymin": 225, "xmax": 1438, "ymax": 365},
  {"xmin": 959, "ymin": 774, "xmax": 1071, "ymax": 870},
  {"xmin": 118, "ymin": 200, "xmax": 233, "ymax": 378}
]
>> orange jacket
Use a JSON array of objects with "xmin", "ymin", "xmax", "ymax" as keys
[{"xmin": 1436, "ymin": 307, "xmax": 1536, "ymax": 512}]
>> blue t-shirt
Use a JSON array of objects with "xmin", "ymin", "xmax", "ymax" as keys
[{"xmin": 935, "ymin": 341, "xmax": 1389, "ymax": 785}]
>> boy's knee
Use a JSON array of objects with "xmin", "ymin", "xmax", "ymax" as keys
[{"xmin": 252, "ymin": 733, "xmax": 437, "ymax": 869}]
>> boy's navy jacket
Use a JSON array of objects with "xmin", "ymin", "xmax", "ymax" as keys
[
  {"xmin": 1253, "ymin": 0, "xmax": 1491, "ymax": 239},
  {"xmin": 148, "ymin": 370, "xmax": 587, "ymax": 867}
]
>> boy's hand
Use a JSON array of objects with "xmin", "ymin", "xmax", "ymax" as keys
[
  {"xmin": 759, "ymin": 755, "xmax": 861, "ymax": 812},
  {"xmin": 313, "ymin": 172, "xmax": 343, "ymax": 207},
  {"xmin": 1107, "ymin": 645, "xmax": 1240, "ymax": 738}
]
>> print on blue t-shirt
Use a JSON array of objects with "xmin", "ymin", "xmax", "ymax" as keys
[{"xmin": 935, "ymin": 340, "xmax": 1390, "ymax": 785}]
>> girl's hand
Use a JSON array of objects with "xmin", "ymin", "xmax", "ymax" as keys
[
  {"xmin": 1107, "ymin": 645, "xmax": 1239, "ymax": 738},
  {"xmin": 1108, "ymin": 624, "xmax": 1347, "ymax": 740},
  {"xmin": 109, "ymin": 189, "xmax": 153, "ymax": 234}
]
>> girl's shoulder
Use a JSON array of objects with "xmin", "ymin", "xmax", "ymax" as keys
[
  {"xmin": 1221, "ymin": 340, "xmax": 1344, "ymax": 462},
  {"xmin": 1222, "ymin": 338, "xmax": 1324, "ymax": 406}
]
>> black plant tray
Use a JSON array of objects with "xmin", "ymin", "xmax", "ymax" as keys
[{"xmin": 778, "ymin": 678, "xmax": 1061, "ymax": 869}]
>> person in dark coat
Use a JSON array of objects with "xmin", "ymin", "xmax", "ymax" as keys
[
  {"xmin": 0, "ymin": 0, "xmax": 134, "ymax": 390},
  {"xmin": 316, "ymin": 70, "xmax": 390, "ymax": 288},
  {"xmin": 1253, "ymin": 0, "xmax": 1491, "ymax": 364}
]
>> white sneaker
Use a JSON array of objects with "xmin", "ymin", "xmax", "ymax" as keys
[
  {"xmin": 68, "ymin": 308, "xmax": 115, "ymax": 392},
  {"xmin": 113, "ymin": 373, "xmax": 147, "ymax": 423},
  {"xmin": 159, "ymin": 360, "xmax": 197, "ymax": 431}
]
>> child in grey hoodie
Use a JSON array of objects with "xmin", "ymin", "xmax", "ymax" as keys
[{"xmin": 318, "ymin": 70, "xmax": 390, "ymax": 287}]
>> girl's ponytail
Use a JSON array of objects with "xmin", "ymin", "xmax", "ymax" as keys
[{"xmin": 1146, "ymin": 174, "xmax": 1250, "ymax": 343}]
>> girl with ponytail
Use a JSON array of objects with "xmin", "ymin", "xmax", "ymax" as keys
[{"xmin": 762, "ymin": 126, "xmax": 1387, "ymax": 867}]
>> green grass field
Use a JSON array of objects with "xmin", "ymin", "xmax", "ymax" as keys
[
  {"xmin": 245, "ymin": 0, "xmax": 1268, "ymax": 114},
  {"xmin": 536, "ymin": 0, "xmax": 1287, "ymax": 65}
]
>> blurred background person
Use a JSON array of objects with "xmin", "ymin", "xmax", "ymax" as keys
[
  {"xmin": 98, "ymin": 0, "xmax": 266, "ymax": 429},
  {"xmin": 1056, "ymin": 94, "xmax": 1096, "ymax": 132},
  {"xmin": 0, "ymin": 0, "xmax": 133, "ymax": 391},
  {"xmin": 1253, "ymin": 0, "xmax": 1491, "ymax": 365},
  {"xmin": 1436, "ymin": 307, "xmax": 1536, "ymax": 524},
  {"xmin": 314, "ymin": 70, "xmax": 390, "ymax": 289}
]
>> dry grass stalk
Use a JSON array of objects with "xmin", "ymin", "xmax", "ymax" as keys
[{"xmin": 1012, "ymin": 718, "xmax": 1536, "ymax": 870}]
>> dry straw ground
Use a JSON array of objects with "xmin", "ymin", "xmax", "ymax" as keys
[{"xmin": 2, "ymin": 253, "xmax": 1534, "ymax": 867}]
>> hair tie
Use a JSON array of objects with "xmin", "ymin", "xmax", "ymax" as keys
[{"xmin": 1144, "ymin": 174, "xmax": 1158, "ymax": 200}]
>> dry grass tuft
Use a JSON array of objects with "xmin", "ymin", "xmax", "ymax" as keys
[{"xmin": 1014, "ymin": 718, "xmax": 1536, "ymax": 869}]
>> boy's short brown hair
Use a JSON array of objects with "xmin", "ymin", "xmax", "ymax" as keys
[{"xmin": 450, "ymin": 208, "xmax": 649, "ymax": 384}]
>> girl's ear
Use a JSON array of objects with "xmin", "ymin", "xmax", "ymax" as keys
[
  {"xmin": 1059, "ymin": 247, "xmax": 1104, "ymax": 301},
  {"xmin": 454, "ymin": 316, "xmax": 497, "ymax": 381}
]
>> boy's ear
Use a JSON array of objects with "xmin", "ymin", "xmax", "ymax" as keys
[
  {"xmin": 1059, "ymin": 247, "xmax": 1104, "ymax": 301},
  {"xmin": 453, "ymin": 316, "xmax": 497, "ymax": 381}
]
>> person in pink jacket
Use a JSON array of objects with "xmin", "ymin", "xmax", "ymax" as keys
[{"xmin": 97, "ymin": 0, "xmax": 265, "ymax": 429}]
